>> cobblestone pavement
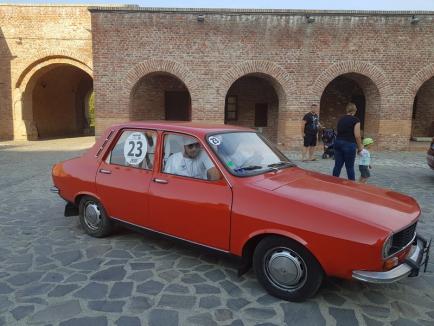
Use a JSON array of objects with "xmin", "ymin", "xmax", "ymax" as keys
[{"xmin": 0, "ymin": 138, "xmax": 433, "ymax": 326}]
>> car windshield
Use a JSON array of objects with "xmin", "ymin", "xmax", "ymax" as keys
[{"xmin": 207, "ymin": 132, "xmax": 295, "ymax": 176}]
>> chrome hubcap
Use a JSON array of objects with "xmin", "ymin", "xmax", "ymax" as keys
[
  {"xmin": 84, "ymin": 202, "xmax": 101, "ymax": 231},
  {"xmin": 265, "ymin": 247, "xmax": 306, "ymax": 290}
]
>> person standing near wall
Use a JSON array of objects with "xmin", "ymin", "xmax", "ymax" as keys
[
  {"xmin": 301, "ymin": 104, "xmax": 321, "ymax": 161},
  {"xmin": 332, "ymin": 102, "xmax": 364, "ymax": 181}
]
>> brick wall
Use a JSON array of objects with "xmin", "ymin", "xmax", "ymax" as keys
[
  {"xmin": 0, "ymin": 5, "xmax": 92, "ymax": 140},
  {"xmin": 90, "ymin": 8, "xmax": 434, "ymax": 150}
]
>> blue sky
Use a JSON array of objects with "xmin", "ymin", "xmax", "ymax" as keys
[{"xmin": 3, "ymin": 0, "xmax": 434, "ymax": 10}]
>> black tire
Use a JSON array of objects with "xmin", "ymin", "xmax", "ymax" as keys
[
  {"xmin": 253, "ymin": 236, "xmax": 324, "ymax": 302},
  {"xmin": 78, "ymin": 196, "xmax": 112, "ymax": 238},
  {"xmin": 322, "ymin": 153, "xmax": 327, "ymax": 159}
]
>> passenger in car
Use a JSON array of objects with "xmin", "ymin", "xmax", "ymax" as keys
[{"xmin": 164, "ymin": 136, "xmax": 220, "ymax": 180}]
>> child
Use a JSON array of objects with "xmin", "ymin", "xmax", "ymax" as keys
[{"xmin": 358, "ymin": 138, "xmax": 374, "ymax": 183}]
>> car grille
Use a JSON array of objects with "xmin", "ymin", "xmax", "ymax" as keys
[{"xmin": 389, "ymin": 222, "xmax": 417, "ymax": 256}]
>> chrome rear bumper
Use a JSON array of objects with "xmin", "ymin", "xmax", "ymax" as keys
[
  {"xmin": 352, "ymin": 235, "xmax": 431, "ymax": 284},
  {"xmin": 50, "ymin": 186, "xmax": 59, "ymax": 194}
]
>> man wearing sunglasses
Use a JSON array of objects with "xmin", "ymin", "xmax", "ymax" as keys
[{"xmin": 164, "ymin": 136, "xmax": 220, "ymax": 180}]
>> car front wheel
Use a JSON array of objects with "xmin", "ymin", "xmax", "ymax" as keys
[
  {"xmin": 253, "ymin": 236, "xmax": 324, "ymax": 302},
  {"xmin": 79, "ymin": 196, "xmax": 112, "ymax": 238}
]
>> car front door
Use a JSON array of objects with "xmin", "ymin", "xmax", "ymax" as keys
[
  {"xmin": 95, "ymin": 129, "xmax": 158, "ymax": 227},
  {"xmin": 148, "ymin": 132, "xmax": 232, "ymax": 251}
]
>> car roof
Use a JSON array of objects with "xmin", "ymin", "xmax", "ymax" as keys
[{"xmin": 111, "ymin": 120, "xmax": 254, "ymax": 137}]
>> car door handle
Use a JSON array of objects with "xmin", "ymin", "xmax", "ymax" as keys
[
  {"xmin": 153, "ymin": 178, "xmax": 168, "ymax": 184},
  {"xmin": 99, "ymin": 169, "xmax": 112, "ymax": 174}
]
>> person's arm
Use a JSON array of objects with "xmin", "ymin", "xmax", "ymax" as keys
[
  {"xmin": 354, "ymin": 122, "xmax": 363, "ymax": 152},
  {"xmin": 207, "ymin": 167, "xmax": 221, "ymax": 181},
  {"xmin": 301, "ymin": 120, "xmax": 306, "ymax": 137}
]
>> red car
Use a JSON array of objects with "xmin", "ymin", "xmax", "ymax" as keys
[{"xmin": 51, "ymin": 122, "xmax": 430, "ymax": 302}]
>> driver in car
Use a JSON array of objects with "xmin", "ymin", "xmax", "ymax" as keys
[{"xmin": 164, "ymin": 137, "xmax": 220, "ymax": 180}]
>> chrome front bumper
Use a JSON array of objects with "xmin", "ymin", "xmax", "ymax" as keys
[
  {"xmin": 352, "ymin": 235, "xmax": 431, "ymax": 284},
  {"xmin": 50, "ymin": 186, "xmax": 59, "ymax": 194}
]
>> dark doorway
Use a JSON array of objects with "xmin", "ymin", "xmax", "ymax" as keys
[
  {"xmin": 165, "ymin": 91, "xmax": 191, "ymax": 121},
  {"xmin": 351, "ymin": 95, "xmax": 365, "ymax": 131}
]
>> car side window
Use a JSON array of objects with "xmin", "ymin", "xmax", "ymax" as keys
[
  {"xmin": 106, "ymin": 130, "xmax": 157, "ymax": 170},
  {"xmin": 162, "ymin": 133, "xmax": 220, "ymax": 181}
]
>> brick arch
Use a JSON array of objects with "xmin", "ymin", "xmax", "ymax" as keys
[
  {"xmin": 123, "ymin": 59, "xmax": 197, "ymax": 100},
  {"xmin": 404, "ymin": 63, "xmax": 434, "ymax": 107},
  {"xmin": 16, "ymin": 51, "xmax": 92, "ymax": 91},
  {"xmin": 311, "ymin": 60, "xmax": 391, "ymax": 100},
  {"xmin": 217, "ymin": 60, "xmax": 295, "ymax": 110}
]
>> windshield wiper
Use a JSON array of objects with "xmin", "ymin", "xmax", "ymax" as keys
[
  {"xmin": 234, "ymin": 165, "xmax": 263, "ymax": 172},
  {"xmin": 267, "ymin": 161, "xmax": 295, "ymax": 169}
]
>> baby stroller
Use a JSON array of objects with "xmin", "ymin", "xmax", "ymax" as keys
[{"xmin": 321, "ymin": 128, "xmax": 336, "ymax": 159}]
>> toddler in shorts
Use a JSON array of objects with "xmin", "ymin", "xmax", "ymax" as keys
[{"xmin": 358, "ymin": 138, "xmax": 374, "ymax": 184}]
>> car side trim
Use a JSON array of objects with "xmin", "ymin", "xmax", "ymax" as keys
[
  {"xmin": 352, "ymin": 235, "xmax": 430, "ymax": 283},
  {"xmin": 110, "ymin": 216, "xmax": 231, "ymax": 254}
]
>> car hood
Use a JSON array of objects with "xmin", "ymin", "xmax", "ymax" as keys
[{"xmin": 252, "ymin": 167, "xmax": 420, "ymax": 232}]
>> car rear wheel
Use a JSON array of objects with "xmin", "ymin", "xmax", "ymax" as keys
[
  {"xmin": 79, "ymin": 196, "xmax": 112, "ymax": 238},
  {"xmin": 253, "ymin": 236, "xmax": 324, "ymax": 302}
]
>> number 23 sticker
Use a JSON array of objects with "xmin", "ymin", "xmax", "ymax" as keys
[
  {"xmin": 208, "ymin": 136, "xmax": 221, "ymax": 146},
  {"xmin": 123, "ymin": 132, "xmax": 148, "ymax": 165}
]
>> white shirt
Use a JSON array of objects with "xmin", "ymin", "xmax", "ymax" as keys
[
  {"xmin": 358, "ymin": 149, "xmax": 371, "ymax": 166},
  {"xmin": 164, "ymin": 151, "xmax": 214, "ymax": 180}
]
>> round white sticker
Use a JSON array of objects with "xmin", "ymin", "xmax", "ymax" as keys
[
  {"xmin": 123, "ymin": 132, "xmax": 148, "ymax": 165},
  {"xmin": 208, "ymin": 136, "xmax": 221, "ymax": 146}
]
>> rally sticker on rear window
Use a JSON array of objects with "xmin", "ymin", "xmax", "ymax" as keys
[
  {"xmin": 123, "ymin": 132, "xmax": 148, "ymax": 165},
  {"xmin": 208, "ymin": 136, "xmax": 221, "ymax": 146}
]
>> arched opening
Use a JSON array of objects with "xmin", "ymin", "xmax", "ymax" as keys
[
  {"xmin": 320, "ymin": 73, "xmax": 381, "ymax": 139},
  {"xmin": 224, "ymin": 74, "xmax": 280, "ymax": 144},
  {"xmin": 130, "ymin": 72, "xmax": 191, "ymax": 121},
  {"xmin": 22, "ymin": 64, "xmax": 93, "ymax": 139},
  {"xmin": 411, "ymin": 76, "xmax": 434, "ymax": 139}
]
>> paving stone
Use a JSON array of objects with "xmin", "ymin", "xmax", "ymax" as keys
[
  {"xmin": 194, "ymin": 284, "xmax": 221, "ymax": 294},
  {"xmin": 177, "ymin": 257, "xmax": 202, "ymax": 268},
  {"xmin": 130, "ymin": 263, "xmax": 155, "ymax": 270},
  {"xmin": 158, "ymin": 270, "xmax": 180, "ymax": 282},
  {"xmin": 126, "ymin": 296, "xmax": 153, "ymax": 313},
  {"xmin": 105, "ymin": 249, "xmax": 133, "ymax": 259},
  {"xmin": 60, "ymin": 316, "xmax": 107, "ymax": 326},
  {"xmin": 70, "ymin": 258, "xmax": 104, "ymax": 270},
  {"xmin": 281, "ymin": 302, "xmax": 326, "ymax": 326},
  {"xmin": 158, "ymin": 294, "xmax": 196, "ymax": 309},
  {"xmin": 136, "ymin": 280, "xmax": 164, "ymax": 295},
  {"xmin": 104, "ymin": 259, "xmax": 129, "ymax": 266},
  {"xmin": 227, "ymin": 298, "xmax": 250, "ymax": 310},
  {"xmin": 5, "ymin": 271, "xmax": 44, "ymax": 286},
  {"xmin": 181, "ymin": 273, "xmax": 206, "ymax": 284},
  {"xmin": 128, "ymin": 271, "xmax": 153, "ymax": 281},
  {"xmin": 109, "ymin": 282, "xmax": 133, "ymax": 299},
  {"xmin": 391, "ymin": 318, "xmax": 422, "ymax": 326},
  {"xmin": 214, "ymin": 308, "xmax": 233, "ymax": 322},
  {"xmin": 362, "ymin": 314, "xmax": 384, "ymax": 326},
  {"xmin": 48, "ymin": 284, "xmax": 80, "ymax": 297},
  {"xmin": 165, "ymin": 284, "xmax": 189, "ymax": 294},
  {"xmin": 0, "ymin": 283, "xmax": 13, "ymax": 294},
  {"xmin": 361, "ymin": 305, "xmax": 391, "ymax": 318},
  {"xmin": 52, "ymin": 250, "xmax": 82, "ymax": 266},
  {"xmin": 149, "ymin": 309, "xmax": 179, "ymax": 326},
  {"xmin": 220, "ymin": 280, "xmax": 243, "ymax": 296},
  {"xmin": 10, "ymin": 305, "xmax": 35, "ymax": 321},
  {"xmin": 322, "ymin": 292, "xmax": 346, "ymax": 306},
  {"xmin": 243, "ymin": 307, "xmax": 276, "ymax": 320},
  {"xmin": 90, "ymin": 266, "xmax": 127, "ymax": 282},
  {"xmin": 86, "ymin": 245, "xmax": 112, "ymax": 258},
  {"xmin": 256, "ymin": 294, "xmax": 281, "ymax": 305},
  {"xmin": 229, "ymin": 320, "xmax": 244, "ymax": 326},
  {"xmin": 88, "ymin": 300, "xmax": 125, "ymax": 313},
  {"xmin": 74, "ymin": 282, "xmax": 108, "ymax": 299},
  {"xmin": 0, "ymin": 296, "xmax": 13, "ymax": 313},
  {"xmin": 330, "ymin": 307, "xmax": 359, "ymax": 326},
  {"xmin": 186, "ymin": 312, "xmax": 218, "ymax": 326},
  {"xmin": 64, "ymin": 273, "xmax": 88, "ymax": 283},
  {"xmin": 199, "ymin": 295, "xmax": 221, "ymax": 309},
  {"xmin": 40, "ymin": 272, "xmax": 65, "ymax": 283},
  {"xmin": 30, "ymin": 300, "xmax": 82, "ymax": 323},
  {"xmin": 16, "ymin": 283, "xmax": 54, "ymax": 297},
  {"xmin": 363, "ymin": 290, "xmax": 389, "ymax": 305},
  {"xmin": 116, "ymin": 316, "xmax": 141, "ymax": 326}
]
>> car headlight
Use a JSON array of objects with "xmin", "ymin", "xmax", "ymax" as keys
[{"xmin": 382, "ymin": 234, "xmax": 393, "ymax": 258}]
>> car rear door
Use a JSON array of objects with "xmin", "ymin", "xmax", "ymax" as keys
[
  {"xmin": 148, "ymin": 132, "xmax": 232, "ymax": 251},
  {"xmin": 95, "ymin": 129, "xmax": 158, "ymax": 227}
]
